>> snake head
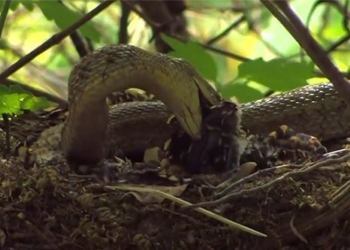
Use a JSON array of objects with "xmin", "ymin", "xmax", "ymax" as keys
[
  {"xmin": 192, "ymin": 72, "xmax": 222, "ymax": 107},
  {"xmin": 177, "ymin": 63, "xmax": 223, "ymax": 141},
  {"xmin": 175, "ymin": 71, "xmax": 223, "ymax": 141}
]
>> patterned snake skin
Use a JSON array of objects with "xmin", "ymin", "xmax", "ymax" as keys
[{"xmin": 58, "ymin": 44, "xmax": 350, "ymax": 165}]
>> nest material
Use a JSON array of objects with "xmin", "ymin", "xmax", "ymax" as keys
[
  {"xmin": 0, "ymin": 104, "xmax": 350, "ymax": 249},
  {"xmin": 1, "ymin": 150, "xmax": 350, "ymax": 250}
]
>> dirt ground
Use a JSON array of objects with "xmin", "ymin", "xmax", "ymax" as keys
[{"xmin": 1, "ymin": 111, "xmax": 350, "ymax": 250}]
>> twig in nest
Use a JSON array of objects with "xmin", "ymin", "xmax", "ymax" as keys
[
  {"xmin": 97, "ymin": 184, "xmax": 267, "ymax": 237},
  {"xmin": 329, "ymin": 179, "xmax": 350, "ymax": 208},
  {"xmin": 183, "ymin": 150, "xmax": 350, "ymax": 209},
  {"xmin": 214, "ymin": 163, "xmax": 302, "ymax": 198},
  {"xmin": 215, "ymin": 149, "xmax": 350, "ymax": 198}
]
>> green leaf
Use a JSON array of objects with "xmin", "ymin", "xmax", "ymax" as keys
[
  {"xmin": 237, "ymin": 58, "xmax": 315, "ymax": 91},
  {"xmin": 162, "ymin": 34, "xmax": 218, "ymax": 81},
  {"xmin": 198, "ymin": 0, "xmax": 232, "ymax": 8},
  {"xmin": 0, "ymin": 38, "xmax": 7, "ymax": 49},
  {"xmin": 21, "ymin": 95, "xmax": 53, "ymax": 112},
  {"xmin": 0, "ymin": 85, "xmax": 22, "ymax": 115},
  {"xmin": 9, "ymin": 0, "xmax": 20, "ymax": 10},
  {"xmin": 20, "ymin": 0, "xmax": 34, "ymax": 11},
  {"xmin": 36, "ymin": 1, "xmax": 100, "ymax": 42},
  {"xmin": 7, "ymin": 84, "xmax": 25, "ymax": 94},
  {"xmin": 0, "ymin": 0, "xmax": 11, "ymax": 38},
  {"xmin": 162, "ymin": 34, "xmax": 187, "ymax": 51},
  {"xmin": 221, "ymin": 81, "xmax": 264, "ymax": 103},
  {"xmin": 0, "ymin": 85, "xmax": 54, "ymax": 117}
]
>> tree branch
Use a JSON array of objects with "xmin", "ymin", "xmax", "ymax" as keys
[{"xmin": 0, "ymin": 0, "xmax": 115, "ymax": 83}]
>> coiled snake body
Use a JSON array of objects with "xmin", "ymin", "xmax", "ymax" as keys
[{"xmin": 58, "ymin": 44, "xmax": 350, "ymax": 166}]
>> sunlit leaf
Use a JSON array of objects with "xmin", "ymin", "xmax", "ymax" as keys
[
  {"xmin": 36, "ymin": 1, "xmax": 100, "ymax": 42},
  {"xmin": 162, "ymin": 34, "xmax": 217, "ymax": 81},
  {"xmin": 221, "ymin": 80, "xmax": 264, "ymax": 103},
  {"xmin": 20, "ymin": 0, "xmax": 34, "ymax": 11},
  {"xmin": 199, "ymin": 0, "xmax": 232, "ymax": 8},
  {"xmin": 9, "ymin": 0, "xmax": 20, "ymax": 10},
  {"xmin": 0, "ymin": 38, "xmax": 7, "ymax": 49},
  {"xmin": 21, "ymin": 95, "xmax": 53, "ymax": 112},
  {"xmin": 237, "ymin": 58, "xmax": 314, "ymax": 91},
  {"xmin": 0, "ymin": 85, "xmax": 54, "ymax": 117}
]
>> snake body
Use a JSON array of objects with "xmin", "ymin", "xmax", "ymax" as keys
[
  {"xmin": 60, "ymin": 44, "xmax": 350, "ymax": 165},
  {"xmin": 61, "ymin": 45, "xmax": 221, "ymax": 164},
  {"xmin": 241, "ymin": 83, "xmax": 350, "ymax": 141}
]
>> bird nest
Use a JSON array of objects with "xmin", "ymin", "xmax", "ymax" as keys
[
  {"xmin": 1, "ymin": 111, "xmax": 350, "ymax": 249},
  {"xmin": 1, "ymin": 146, "xmax": 350, "ymax": 249}
]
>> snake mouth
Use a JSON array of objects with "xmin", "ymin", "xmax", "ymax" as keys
[
  {"xmin": 177, "ymin": 107, "xmax": 202, "ymax": 140},
  {"xmin": 167, "ymin": 100, "xmax": 245, "ymax": 174},
  {"xmin": 176, "ymin": 79, "xmax": 221, "ymax": 141}
]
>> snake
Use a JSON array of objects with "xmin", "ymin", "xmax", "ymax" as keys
[{"xmin": 57, "ymin": 44, "xmax": 350, "ymax": 166}]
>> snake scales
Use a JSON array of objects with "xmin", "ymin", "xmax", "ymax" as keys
[{"xmin": 58, "ymin": 44, "xmax": 350, "ymax": 166}]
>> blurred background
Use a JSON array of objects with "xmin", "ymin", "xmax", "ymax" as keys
[{"xmin": 1, "ymin": 0, "xmax": 349, "ymax": 103}]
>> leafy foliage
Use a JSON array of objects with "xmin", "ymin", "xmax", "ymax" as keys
[
  {"xmin": 220, "ymin": 81, "xmax": 264, "ymax": 103},
  {"xmin": 2, "ymin": 0, "xmax": 100, "ymax": 42},
  {"xmin": 160, "ymin": 35, "xmax": 316, "ymax": 103},
  {"xmin": 0, "ymin": 1, "xmax": 345, "ymax": 105},
  {"xmin": 36, "ymin": 1, "xmax": 100, "ymax": 42},
  {"xmin": 162, "ymin": 35, "xmax": 218, "ymax": 81},
  {"xmin": 0, "ymin": 85, "xmax": 53, "ymax": 117},
  {"xmin": 236, "ymin": 58, "xmax": 314, "ymax": 91},
  {"xmin": 9, "ymin": 0, "xmax": 34, "ymax": 11},
  {"xmin": 0, "ymin": 0, "xmax": 11, "ymax": 38}
]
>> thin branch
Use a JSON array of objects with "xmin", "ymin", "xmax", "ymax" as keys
[
  {"xmin": 306, "ymin": 0, "xmax": 333, "ymax": 36},
  {"xmin": 0, "ymin": 0, "xmax": 11, "ymax": 37},
  {"xmin": 68, "ymin": 31, "xmax": 90, "ymax": 58},
  {"xmin": 58, "ymin": 0, "xmax": 90, "ymax": 58},
  {"xmin": 122, "ymin": 0, "xmax": 251, "ymax": 62},
  {"xmin": 262, "ymin": 0, "xmax": 350, "ymax": 108},
  {"xmin": 3, "ymin": 79, "xmax": 67, "ymax": 107},
  {"xmin": 206, "ymin": 15, "xmax": 246, "ymax": 45},
  {"xmin": 251, "ymin": 28, "xmax": 285, "ymax": 57},
  {"xmin": 0, "ymin": 0, "xmax": 115, "ymax": 83},
  {"xmin": 2, "ymin": 113, "xmax": 10, "ymax": 157},
  {"xmin": 118, "ymin": 1, "xmax": 130, "ymax": 44},
  {"xmin": 202, "ymin": 45, "xmax": 250, "ymax": 62},
  {"xmin": 326, "ymin": 33, "xmax": 350, "ymax": 53}
]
